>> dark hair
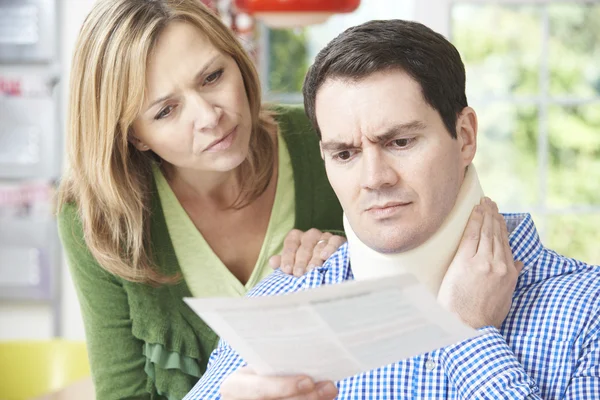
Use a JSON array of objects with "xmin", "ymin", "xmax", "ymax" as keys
[{"xmin": 303, "ymin": 19, "xmax": 468, "ymax": 139}]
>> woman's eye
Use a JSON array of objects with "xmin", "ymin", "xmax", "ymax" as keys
[
  {"xmin": 204, "ymin": 69, "xmax": 224, "ymax": 85},
  {"xmin": 155, "ymin": 105, "xmax": 174, "ymax": 120}
]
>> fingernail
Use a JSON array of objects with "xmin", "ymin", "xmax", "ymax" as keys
[
  {"xmin": 320, "ymin": 251, "xmax": 329, "ymax": 259},
  {"xmin": 319, "ymin": 382, "xmax": 338, "ymax": 396},
  {"xmin": 284, "ymin": 264, "xmax": 291, "ymax": 272},
  {"xmin": 298, "ymin": 378, "xmax": 314, "ymax": 391},
  {"xmin": 307, "ymin": 263, "xmax": 315, "ymax": 271}
]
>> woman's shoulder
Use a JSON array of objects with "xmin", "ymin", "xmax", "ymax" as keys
[
  {"xmin": 56, "ymin": 201, "xmax": 82, "ymax": 244},
  {"xmin": 57, "ymin": 200, "xmax": 94, "ymax": 253},
  {"xmin": 57, "ymin": 200, "xmax": 78, "ymax": 218},
  {"xmin": 56, "ymin": 201, "xmax": 104, "ymax": 277}
]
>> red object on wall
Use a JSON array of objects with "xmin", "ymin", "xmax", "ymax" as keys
[
  {"xmin": 200, "ymin": 0, "xmax": 217, "ymax": 12},
  {"xmin": 234, "ymin": 0, "xmax": 360, "ymax": 14}
]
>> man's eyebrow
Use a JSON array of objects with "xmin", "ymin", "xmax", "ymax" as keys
[
  {"xmin": 320, "ymin": 121, "xmax": 427, "ymax": 152},
  {"xmin": 369, "ymin": 121, "xmax": 427, "ymax": 143},
  {"xmin": 320, "ymin": 140, "xmax": 356, "ymax": 152},
  {"xmin": 144, "ymin": 54, "xmax": 220, "ymax": 113}
]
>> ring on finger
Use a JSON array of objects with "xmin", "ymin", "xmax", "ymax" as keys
[{"xmin": 317, "ymin": 239, "xmax": 328, "ymax": 246}]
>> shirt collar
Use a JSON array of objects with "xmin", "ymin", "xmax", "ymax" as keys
[
  {"xmin": 322, "ymin": 213, "xmax": 543, "ymax": 286},
  {"xmin": 503, "ymin": 213, "xmax": 544, "ymax": 271}
]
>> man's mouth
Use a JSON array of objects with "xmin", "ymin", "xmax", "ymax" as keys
[{"xmin": 365, "ymin": 202, "xmax": 411, "ymax": 218}]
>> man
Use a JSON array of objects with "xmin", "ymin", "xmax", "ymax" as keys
[{"xmin": 185, "ymin": 20, "xmax": 600, "ymax": 399}]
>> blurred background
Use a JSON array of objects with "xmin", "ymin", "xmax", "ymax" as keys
[{"xmin": 0, "ymin": 0, "xmax": 598, "ymax": 346}]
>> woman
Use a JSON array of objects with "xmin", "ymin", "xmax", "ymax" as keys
[{"xmin": 56, "ymin": 0, "xmax": 344, "ymax": 398}]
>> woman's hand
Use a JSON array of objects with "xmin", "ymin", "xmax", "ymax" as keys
[{"xmin": 269, "ymin": 229, "xmax": 346, "ymax": 277}]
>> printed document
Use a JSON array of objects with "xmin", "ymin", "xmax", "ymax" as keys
[{"xmin": 185, "ymin": 274, "xmax": 479, "ymax": 381}]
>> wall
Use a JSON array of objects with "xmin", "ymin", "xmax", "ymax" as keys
[{"xmin": 0, "ymin": 0, "xmax": 95, "ymax": 341}]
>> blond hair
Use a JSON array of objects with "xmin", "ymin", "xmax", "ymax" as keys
[{"xmin": 57, "ymin": 0, "xmax": 276, "ymax": 285}]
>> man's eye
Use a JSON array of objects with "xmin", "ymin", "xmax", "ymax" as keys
[
  {"xmin": 332, "ymin": 150, "xmax": 356, "ymax": 162},
  {"xmin": 337, "ymin": 151, "xmax": 351, "ymax": 160},
  {"xmin": 392, "ymin": 138, "xmax": 413, "ymax": 148},
  {"xmin": 204, "ymin": 69, "xmax": 224, "ymax": 85},
  {"xmin": 155, "ymin": 105, "xmax": 174, "ymax": 120}
]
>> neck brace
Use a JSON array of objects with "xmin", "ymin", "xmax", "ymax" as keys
[{"xmin": 344, "ymin": 165, "xmax": 484, "ymax": 295}]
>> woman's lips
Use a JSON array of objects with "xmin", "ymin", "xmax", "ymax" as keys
[{"xmin": 204, "ymin": 126, "xmax": 237, "ymax": 152}]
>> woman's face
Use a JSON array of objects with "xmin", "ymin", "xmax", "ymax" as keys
[{"xmin": 132, "ymin": 22, "xmax": 252, "ymax": 174}]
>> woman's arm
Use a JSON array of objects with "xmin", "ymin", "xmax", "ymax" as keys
[{"xmin": 58, "ymin": 204, "xmax": 151, "ymax": 399}]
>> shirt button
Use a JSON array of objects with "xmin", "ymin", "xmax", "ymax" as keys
[{"xmin": 425, "ymin": 360, "xmax": 437, "ymax": 371}]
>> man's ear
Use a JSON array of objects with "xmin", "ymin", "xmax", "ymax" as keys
[
  {"xmin": 319, "ymin": 141, "xmax": 325, "ymax": 161},
  {"xmin": 456, "ymin": 107, "xmax": 477, "ymax": 167}
]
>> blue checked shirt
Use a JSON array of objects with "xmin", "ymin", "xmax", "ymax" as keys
[{"xmin": 185, "ymin": 214, "xmax": 600, "ymax": 399}]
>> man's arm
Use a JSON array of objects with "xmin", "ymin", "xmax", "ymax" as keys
[
  {"xmin": 441, "ymin": 315, "xmax": 600, "ymax": 400},
  {"xmin": 438, "ymin": 200, "xmax": 600, "ymax": 399},
  {"xmin": 436, "ymin": 199, "xmax": 541, "ymax": 398},
  {"xmin": 186, "ymin": 348, "xmax": 336, "ymax": 400},
  {"xmin": 184, "ymin": 341, "xmax": 247, "ymax": 399},
  {"xmin": 563, "ymin": 311, "xmax": 600, "ymax": 398},
  {"xmin": 441, "ymin": 327, "xmax": 543, "ymax": 399}
]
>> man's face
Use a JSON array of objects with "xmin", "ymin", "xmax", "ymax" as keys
[{"xmin": 316, "ymin": 70, "xmax": 477, "ymax": 253}]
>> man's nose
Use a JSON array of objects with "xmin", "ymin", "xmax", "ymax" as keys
[
  {"xmin": 360, "ymin": 149, "xmax": 399, "ymax": 191},
  {"xmin": 190, "ymin": 93, "xmax": 223, "ymax": 131}
]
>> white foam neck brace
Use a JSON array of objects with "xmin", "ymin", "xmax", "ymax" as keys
[{"xmin": 344, "ymin": 165, "xmax": 484, "ymax": 295}]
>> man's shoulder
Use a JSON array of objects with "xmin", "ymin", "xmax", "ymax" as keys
[
  {"xmin": 524, "ymin": 246, "xmax": 600, "ymax": 297},
  {"xmin": 511, "ymin": 248, "xmax": 600, "ymax": 338},
  {"xmin": 544, "ymin": 251, "xmax": 600, "ymax": 310},
  {"xmin": 507, "ymin": 212, "xmax": 600, "ymax": 304},
  {"xmin": 247, "ymin": 243, "xmax": 351, "ymax": 298}
]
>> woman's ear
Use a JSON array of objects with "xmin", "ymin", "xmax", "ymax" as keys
[
  {"xmin": 456, "ymin": 107, "xmax": 478, "ymax": 167},
  {"xmin": 128, "ymin": 131, "xmax": 151, "ymax": 151}
]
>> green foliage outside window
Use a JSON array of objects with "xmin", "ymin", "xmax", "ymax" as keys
[
  {"xmin": 453, "ymin": 3, "xmax": 600, "ymax": 264},
  {"xmin": 268, "ymin": 28, "xmax": 308, "ymax": 93}
]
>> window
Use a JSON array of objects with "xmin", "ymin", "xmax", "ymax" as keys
[
  {"xmin": 260, "ymin": 0, "xmax": 413, "ymax": 103},
  {"xmin": 452, "ymin": 1, "xmax": 600, "ymax": 263},
  {"xmin": 259, "ymin": 0, "xmax": 600, "ymax": 264}
]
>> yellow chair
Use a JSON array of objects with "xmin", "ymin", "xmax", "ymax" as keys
[{"xmin": 0, "ymin": 340, "xmax": 91, "ymax": 400}]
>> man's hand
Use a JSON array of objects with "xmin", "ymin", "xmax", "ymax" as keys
[
  {"xmin": 269, "ymin": 229, "xmax": 346, "ymax": 277},
  {"xmin": 437, "ymin": 197, "xmax": 524, "ymax": 329},
  {"xmin": 220, "ymin": 367, "xmax": 338, "ymax": 400}
]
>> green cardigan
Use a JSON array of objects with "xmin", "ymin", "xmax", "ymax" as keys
[{"xmin": 58, "ymin": 106, "xmax": 343, "ymax": 400}]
